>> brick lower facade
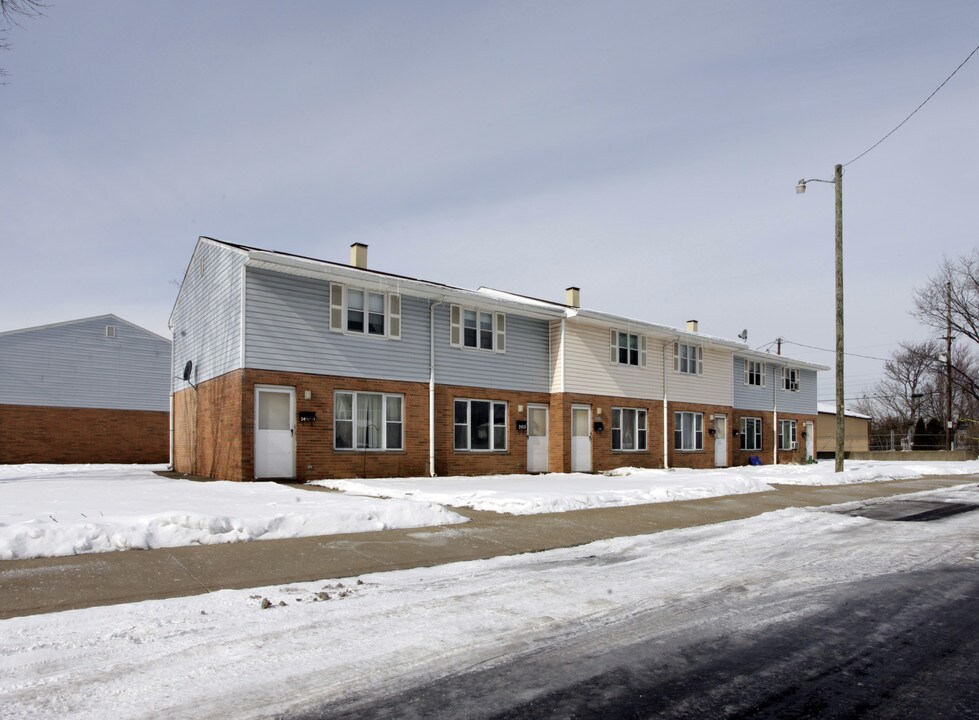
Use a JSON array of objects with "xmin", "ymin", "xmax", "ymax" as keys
[
  {"xmin": 172, "ymin": 369, "xmax": 820, "ymax": 481},
  {"xmin": 0, "ymin": 403, "xmax": 168, "ymax": 464}
]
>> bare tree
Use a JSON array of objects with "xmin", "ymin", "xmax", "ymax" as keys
[
  {"xmin": 860, "ymin": 341, "xmax": 940, "ymax": 448},
  {"xmin": 0, "ymin": 0, "xmax": 44, "ymax": 81},
  {"xmin": 913, "ymin": 250, "xmax": 979, "ymax": 347}
]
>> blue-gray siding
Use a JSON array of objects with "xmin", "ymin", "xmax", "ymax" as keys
[
  {"xmin": 244, "ymin": 268, "xmax": 430, "ymax": 381},
  {"xmin": 0, "ymin": 315, "xmax": 170, "ymax": 411},
  {"xmin": 732, "ymin": 357, "xmax": 818, "ymax": 414},
  {"xmin": 433, "ymin": 305, "xmax": 550, "ymax": 393},
  {"xmin": 171, "ymin": 240, "xmax": 246, "ymax": 392}
]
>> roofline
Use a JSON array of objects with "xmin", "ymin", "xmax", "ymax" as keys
[{"xmin": 0, "ymin": 314, "xmax": 171, "ymax": 343}]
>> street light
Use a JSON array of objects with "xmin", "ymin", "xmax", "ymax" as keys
[{"xmin": 797, "ymin": 164, "xmax": 845, "ymax": 472}]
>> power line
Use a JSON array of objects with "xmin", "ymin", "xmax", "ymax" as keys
[
  {"xmin": 781, "ymin": 339, "xmax": 889, "ymax": 362},
  {"xmin": 843, "ymin": 43, "xmax": 979, "ymax": 168}
]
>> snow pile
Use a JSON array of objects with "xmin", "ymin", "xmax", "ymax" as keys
[
  {"xmin": 1, "ymin": 483, "xmax": 976, "ymax": 719},
  {"xmin": 752, "ymin": 458, "xmax": 979, "ymax": 485},
  {"xmin": 0, "ymin": 465, "xmax": 466, "ymax": 560},
  {"xmin": 313, "ymin": 468, "xmax": 774, "ymax": 514}
]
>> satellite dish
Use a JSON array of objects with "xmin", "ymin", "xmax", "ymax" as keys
[
  {"xmin": 738, "ymin": 329, "xmax": 748, "ymax": 342},
  {"xmin": 182, "ymin": 360, "xmax": 194, "ymax": 382}
]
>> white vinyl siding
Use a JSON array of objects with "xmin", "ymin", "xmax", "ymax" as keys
[{"xmin": 562, "ymin": 323, "xmax": 660, "ymax": 400}]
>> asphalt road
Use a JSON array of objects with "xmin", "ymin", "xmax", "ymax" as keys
[{"xmin": 296, "ymin": 564, "xmax": 979, "ymax": 720}]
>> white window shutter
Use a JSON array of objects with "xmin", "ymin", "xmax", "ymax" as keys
[
  {"xmin": 743, "ymin": 359, "xmax": 749, "ymax": 385},
  {"xmin": 673, "ymin": 341, "xmax": 679, "ymax": 372},
  {"xmin": 610, "ymin": 329, "xmax": 618, "ymax": 364},
  {"xmin": 388, "ymin": 294, "xmax": 401, "ymax": 340},
  {"xmin": 696, "ymin": 345, "xmax": 703, "ymax": 375},
  {"xmin": 495, "ymin": 312, "xmax": 506, "ymax": 353},
  {"xmin": 761, "ymin": 362, "xmax": 766, "ymax": 387},
  {"xmin": 640, "ymin": 335, "xmax": 647, "ymax": 367},
  {"xmin": 450, "ymin": 305, "xmax": 461, "ymax": 347},
  {"xmin": 330, "ymin": 283, "xmax": 344, "ymax": 332}
]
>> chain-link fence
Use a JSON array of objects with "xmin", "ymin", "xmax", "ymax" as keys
[{"xmin": 869, "ymin": 432, "xmax": 978, "ymax": 452}]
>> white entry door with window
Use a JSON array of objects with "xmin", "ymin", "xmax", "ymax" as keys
[
  {"xmin": 571, "ymin": 405, "xmax": 592, "ymax": 472},
  {"xmin": 527, "ymin": 405, "xmax": 549, "ymax": 473},
  {"xmin": 714, "ymin": 415, "xmax": 727, "ymax": 467},
  {"xmin": 805, "ymin": 421, "xmax": 814, "ymax": 460},
  {"xmin": 255, "ymin": 386, "xmax": 295, "ymax": 478}
]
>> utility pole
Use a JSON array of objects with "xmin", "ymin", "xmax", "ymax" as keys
[
  {"xmin": 834, "ymin": 164, "xmax": 844, "ymax": 473},
  {"xmin": 776, "ymin": 337, "xmax": 782, "ymax": 355},
  {"xmin": 946, "ymin": 281, "xmax": 953, "ymax": 451}
]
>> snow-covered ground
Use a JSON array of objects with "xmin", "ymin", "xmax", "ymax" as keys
[
  {"xmin": 2, "ymin": 460, "xmax": 977, "ymax": 560},
  {"xmin": 312, "ymin": 459, "xmax": 979, "ymax": 513},
  {"xmin": 1, "ymin": 482, "xmax": 976, "ymax": 719},
  {"xmin": 0, "ymin": 464, "xmax": 465, "ymax": 560}
]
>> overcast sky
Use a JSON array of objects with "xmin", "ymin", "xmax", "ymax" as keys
[{"xmin": 2, "ymin": 1, "xmax": 976, "ymax": 402}]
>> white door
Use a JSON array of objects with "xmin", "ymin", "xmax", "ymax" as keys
[
  {"xmin": 714, "ymin": 415, "xmax": 727, "ymax": 467},
  {"xmin": 571, "ymin": 405, "xmax": 592, "ymax": 472},
  {"xmin": 255, "ymin": 386, "xmax": 295, "ymax": 478},
  {"xmin": 527, "ymin": 405, "xmax": 549, "ymax": 473},
  {"xmin": 805, "ymin": 421, "xmax": 814, "ymax": 460}
]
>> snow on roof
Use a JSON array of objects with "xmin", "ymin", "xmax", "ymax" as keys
[{"xmin": 817, "ymin": 402, "xmax": 871, "ymax": 419}]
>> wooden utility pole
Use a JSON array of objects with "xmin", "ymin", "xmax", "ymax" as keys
[
  {"xmin": 834, "ymin": 164, "xmax": 845, "ymax": 473},
  {"xmin": 946, "ymin": 281, "xmax": 953, "ymax": 450}
]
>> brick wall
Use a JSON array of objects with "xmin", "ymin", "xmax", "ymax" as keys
[
  {"xmin": 731, "ymin": 412, "xmax": 818, "ymax": 466},
  {"xmin": 172, "ymin": 370, "xmax": 243, "ymax": 480},
  {"xmin": 667, "ymin": 401, "xmax": 740, "ymax": 470},
  {"xmin": 0, "ymin": 403, "xmax": 168, "ymax": 464}
]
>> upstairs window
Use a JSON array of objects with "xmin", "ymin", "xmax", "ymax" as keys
[
  {"xmin": 744, "ymin": 360, "xmax": 766, "ymax": 386},
  {"xmin": 450, "ymin": 305, "xmax": 506, "ymax": 353},
  {"xmin": 330, "ymin": 283, "xmax": 401, "ymax": 339},
  {"xmin": 610, "ymin": 331, "xmax": 646, "ymax": 367},
  {"xmin": 782, "ymin": 367, "xmax": 800, "ymax": 392},
  {"xmin": 673, "ymin": 342, "xmax": 702, "ymax": 375}
]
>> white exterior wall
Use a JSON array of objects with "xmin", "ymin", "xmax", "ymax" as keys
[
  {"xmin": 665, "ymin": 344, "xmax": 734, "ymax": 406},
  {"xmin": 549, "ymin": 320, "xmax": 564, "ymax": 393},
  {"xmin": 562, "ymin": 321, "xmax": 661, "ymax": 399}
]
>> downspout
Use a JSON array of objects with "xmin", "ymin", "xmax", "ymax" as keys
[
  {"xmin": 168, "ymin": 318, "xmax": 175, "ymax": 470},
  {"xmin": 663, "ymin": 342, "xmax": 669, "ymax": 469},
  {"xmin": 429, "ymin": 300, "xmax": 443, "ymax": 477},
  {"xmin": 772, "ymin": 365, "xmax": 778, "ymax": 466}
]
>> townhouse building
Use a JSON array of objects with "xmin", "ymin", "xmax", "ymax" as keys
[{"xmin": 170, "ymin": 237, "xmax": 825, "ymax": 481}]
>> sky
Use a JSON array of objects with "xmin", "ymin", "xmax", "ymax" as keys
[{"xmin": 1, "ymin": 1, "xmax": 977, "ymax": 403}]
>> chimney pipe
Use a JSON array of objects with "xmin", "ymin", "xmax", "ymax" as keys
[
  {"xmin": 350, "ymin": 243, "xmax": 368, "ymax": 269},
  {"xmin": 686, "ymin": 319, "xmax": 699, "ymax": 333},
  {"xmin": 565, "ymin": 287, "xmax": 580, "ymax": 308}
]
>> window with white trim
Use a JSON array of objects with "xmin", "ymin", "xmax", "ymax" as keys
[
  {"xmin": 450, "ymin": 305, "xmax": 506, "ymax": 353},
  {"xmin": 782, "ymin": 367, "xmax": 800, "ymax": 392},
  {"xmin": 744, "ymin": 360, "xmax": 766, "ymax": 386},
  {"xmin": 329, "ymin": 283, "xmax": 401, "ymax": 339},
  {"xmin": 610, "ymin": 331, "xmax": 646, "ymax": 367},
  {"xmin": 779, "ymin": 419, "xmax": 798, "ymax": 450},
  {"xmin": 334, "ymin": 392, "xmax": 403, "ymax": 451},
  {"xmin": 673, "ymin": 342, "xmax": 702, "ymax": 375},
  {"xmin": 674, "ymin": 411, "xmax": 704, "ymax": 451},
  {"xmin": 454, "ymin": 399, "xmax": 507, "ymax": 451},
  {"xmin": 740, "ymin": 416, "xmax": 763, "ymax": 451},
  {"xmin": 612, "ymin": 407, "xmax": 647, "ymax": 451}
]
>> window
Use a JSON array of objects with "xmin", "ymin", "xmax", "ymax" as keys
[
  {"xmin": 782, "ymin": 367, "xmax": 800, "ymax": 392},
  {"xmin": 610, "ymin": 330, "xmax": 646, "ymax": 367},
  {"xmin": 454, "ymin": 399, "xmax": 507, "ymax": 451},
  {"xmin": 744, "ymin": 360, "xmax": 766, "ymax": 386},
  {"xmin": 740, "ymin": 417, "xmax": 763, "ymax": 451},
  {"xmin": 450, "ymin": 306, "xmax": 506, "ymax": 353},
  {"xmin": 329, "ymin": 283, "xmax": 401, "ymax": 339},
  {"xmin": 674, "ymin": 411, "xmax": 704, "ymax": 451},
  {"xmin": 334, "ymin": 392, "xmax": 403, "ymax": 451},
  {"xmin": 673, "ymin": 342, "xmax": 702, "ymax": 375},
  {"xmin": 612, "ymin": 408, "xmax": 647, "ymax": 451},
  {"xmin": 779, "ymin": 419, "xmax": 798, "ymax": 450}
]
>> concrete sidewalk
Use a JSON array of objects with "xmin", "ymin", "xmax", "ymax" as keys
[{"xmin": 0, "ymin": 475, "xmax": 973, "ymax": 620}]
